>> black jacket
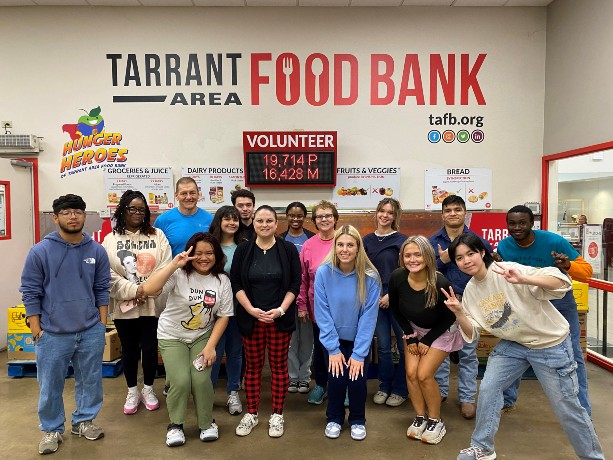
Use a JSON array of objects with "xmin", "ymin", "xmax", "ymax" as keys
[{"xmin": 230, "ymin": 236, "xmax": 301, "ymax": 337}]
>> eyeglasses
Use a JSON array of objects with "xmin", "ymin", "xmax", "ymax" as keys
[
  {"xmin": 126, "ymin": 207, "xmax": 146, "ymax": 215},
  {"xmin": 315, "ymin": 213, "xmax": 334, "ymax": 221},
  {"xmin": 56, "ymin": 209, "xmax": 85, "ymax": 217},
  {"xmin": 287, "ymin": 214, "xmax": 305, "ymax": 220}
]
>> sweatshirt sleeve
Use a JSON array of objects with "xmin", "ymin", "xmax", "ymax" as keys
[
  {"xmin": 94, "ymin": 246, "xmax": 111, "ymax": 307},
  {"xmin": 388, "ymin": 269, "xmax": 417, "ymax": 344},
  {"xmin": 566, "ymin": 255, "xmax": 593, "ymax": 282},
  {"xmin": 351, "ymin": 274, "xmax": 381, "ymax": 362},
  {"xmin": 314, "ymin": 266, "xmax": 341, "ymax": 356},
  {"xmin": 20, "ymin": 248, "xmax": 45, "ymax": 318},
  {"xmin": 457, "ymin": 289, "xmax": 482, "ymax": 343}
]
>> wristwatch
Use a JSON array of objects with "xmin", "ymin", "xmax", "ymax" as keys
[{"xmin": 277, "ymin": 307, "xmax": 285, "ymax": 317}]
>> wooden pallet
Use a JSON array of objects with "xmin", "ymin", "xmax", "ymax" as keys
[{"xmin": 7, "ymin": 359, "xmax": 123, "ymax": 378}]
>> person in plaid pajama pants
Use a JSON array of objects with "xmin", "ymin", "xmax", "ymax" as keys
[{"xmin": 230, "ymin": 205, "xmax": 302, "ymax": 438}]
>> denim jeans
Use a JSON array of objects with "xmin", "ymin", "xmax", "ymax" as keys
[
  {"xmin": 435, "ymin": 334, "xmax": 479, "ymax": 403},
  {"xmin": 503, "ymin": 292, "xmax": 591, "ymax": 415},
  {"xmin": 324, "ymin": 340, "xmax": 370, "ymax": 427},
  {"xmin": 288, "ymin": 310, "xmax": 314, "ymax": 382},
  {"xmin": 374, "ymin": 308, "xmax": 408, "ymax": 398},
  {"xmin": 472, "ymin": 336, "xmax": 603, "ymax": 459},
  {"xmin": 211, "ymin": 316, "xmax": 243, "ymax": 394},
  {"xmin": 35, "ymin": 321, "xmax": 106, "ymax": 433}
]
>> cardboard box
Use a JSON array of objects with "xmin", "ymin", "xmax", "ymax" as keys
[
  {"xmin": 572, "ymin": 281, "xmax": 589, "ymax": 311},
  {"xmin": 578, "ymin": 312, "xmax": 587, "ymax": 338},
  {"xmin": 103, "ymin": 328, "xmax": 122, "ymax": 362},
  {"xmin": 8, "ymin": 304, "xmax": 31, "ymax": 334},
  {"xmin": 476, "ymin": 335, "xmax": 500, "ymax": 363},
  {"xmin": 7, "ymin": 332, "xmax": 36, "ymax": 360}
]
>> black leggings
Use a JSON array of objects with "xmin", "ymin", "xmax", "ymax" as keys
[{"xmin": 114, "ymin": 316, "xmax": 159, "ymax": 387}]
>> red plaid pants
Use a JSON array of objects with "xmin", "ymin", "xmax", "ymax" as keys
[{"xmin": 242, "ymin": 320, "xmax": 292, "ymax": 414}]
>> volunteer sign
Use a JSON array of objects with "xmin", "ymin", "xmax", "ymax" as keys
[
  {"xmin": 424, "ymin": 168, "xmax": 492, "ymax": 211},
  {"xmin": 181, "ymin": 166, "xmax": 246, "ymax": 210},
  {"xmin": 104, "ymin": 167, "xmax": 174, "ymax": 211},
  {"xmin": 333, "ymin": 167, "xmax": 401, "ymax": 210}
]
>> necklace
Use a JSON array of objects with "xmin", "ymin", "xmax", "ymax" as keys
[
  {"xmin": 374, "ymin": 230, "xmax": 396, "ymax": 242},
  {"xmin": 257, "ymin": 239, "xmax": 276, "ymax": 254}
]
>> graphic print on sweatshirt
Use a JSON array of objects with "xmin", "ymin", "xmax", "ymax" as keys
[
  {"xmin": 115, "ymin": 239, "xmax": 158, "ymax": 284},
  {"xmin": 181, "ymin": 289, "xmax": 217, "ymax": 330},
  {"xmin": 478, "ymin": 292, "xmax": 518, "ymax": 332}
]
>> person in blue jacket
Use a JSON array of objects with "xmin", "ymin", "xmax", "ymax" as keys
[
  {"xmin": 20, "ymin": 194, "xmax": 111, "ymax": 455},
  {"xmin": 314, "ymin": 225, "xmax": 380, "ymax": 441}
]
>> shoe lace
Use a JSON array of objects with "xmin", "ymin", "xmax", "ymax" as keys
[
  {"xmin": 425, "ymin": 418, "xmax": 439, "ymax": 431},
  {"xmin": 142, "ymin": 390, "xmax": 157, "ymax": 403},
  {"xmin": 228, "ymin": 393, "xmax": 240, "ymax": 406},
  {"xmin": 42, "ymin": 432, "xmax": 57, "ymax": 442},
  {"xmin": 460, "ymin": 446, "xmax": 489, "ymax": 459},
  {"xmin": 239, "ymin": 414, "xmax": 256, "ymax": 428},
  {"xmin": 412, "ymin": 416, "xmax": 426, "ymax": 427},
  {"xmin": 270, "ymin": 414, "xmax": 283, "ymax": 429},
  {"xmin": 126, "ymin": 392, "xmax": 139, "ymax": 405}
]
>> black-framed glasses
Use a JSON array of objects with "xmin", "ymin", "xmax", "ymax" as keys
[
  {"xmin": 56, "ymin": 209, "xmax": 85, "ymax": 217},
  {"xmin": 126, "ymin": 207, "xmax": 146, "ymax": 215},
  {"xmin": 315, "ymin": 213, "xmax": 334, "ymax": 221}
]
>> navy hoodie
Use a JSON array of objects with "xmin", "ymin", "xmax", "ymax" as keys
[{"xmin": 20, "ymin": 231, "xmax": 111, "ymax": 333}]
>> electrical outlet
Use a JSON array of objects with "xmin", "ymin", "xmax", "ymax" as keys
[{"xmin": 2, "ymin": 121, "xmax": 12, "ymax": 129}]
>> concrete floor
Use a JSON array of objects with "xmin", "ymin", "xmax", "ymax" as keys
[{"xmin": 1, "ymin": 351, "xmax": 611, "ymax": 460}]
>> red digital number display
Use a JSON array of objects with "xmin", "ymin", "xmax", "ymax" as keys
[{"xmin": 243, "ymin": 131, "xmax": 337, "ymax": 187}]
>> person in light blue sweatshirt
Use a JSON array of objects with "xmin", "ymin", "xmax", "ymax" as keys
[
  {"xmin": 20, "ymin": 194, "xmax": 111, "ymax": 455},
  {"xmin": 314, "ymin": 225, "xmax": 380, "ymax": 441}
]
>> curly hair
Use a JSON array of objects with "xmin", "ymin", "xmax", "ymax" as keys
[{"xmin": 112, "ymin": 190, "xmax": 156, "ymax": 236}]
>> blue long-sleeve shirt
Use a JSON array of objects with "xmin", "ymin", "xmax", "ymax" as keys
[
  {"xmin": 20, "ymin": 231, "xmax": 110, "ymax": 333},
  {"xmin": 313, "ymin": 262, "xmax": 380, "ymax": 362}
]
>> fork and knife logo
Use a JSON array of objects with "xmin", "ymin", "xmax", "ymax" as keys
[{"xmin": 282, "ymin": 56, "xmax": 325, "ymax": 102}]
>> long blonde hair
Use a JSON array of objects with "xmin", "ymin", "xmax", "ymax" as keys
[
  {"xmin": 323, "ymin": 225, "xmax": 380, "ymax": 305},
  {"xmin": 399, "ymin": 235, "xmax": 439, "ymax": 308}
]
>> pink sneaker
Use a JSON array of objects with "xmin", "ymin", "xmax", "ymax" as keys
[
  {"xmin": 123, "ymin": 390, "xmax": 140, "ymax": 415},
  {"xmin": 141, "ymin": 387, "xmax": 160, "ymax": 411}
]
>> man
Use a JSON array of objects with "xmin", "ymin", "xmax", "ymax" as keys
[
  {"xmin": 154, "ymin": 177, "xmax": 214, "ymax": 256},
  {"xmin": 430, "ymin": 195, "xmax": 493, "ymax": 420},
  {"xmin": 20, "ymin": 194, "xmax": 111, "ymax": 455},
  {"xmin": 231, "ymin": 189, "xmax": 255, "ymax": 240},
  {"xmin": 497, "ymin": 205, "xmax": 592, "ymax": 415}
]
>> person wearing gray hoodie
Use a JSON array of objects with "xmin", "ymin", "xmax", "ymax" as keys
[{"xmin": 20, "ymin": 194, "xmax": 110, "ymax": 456}]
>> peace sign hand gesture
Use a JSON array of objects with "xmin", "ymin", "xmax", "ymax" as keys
[
  {"xmin": 172, "ymin": 246, "xmax": 196, "ymax": 268},
  {"xmin": 440, "ymin": 286, "xmax": 462, "ymax": 315},
  {"xmin": 491, "ymin": 261, "xmax": 526, "ymax": 284}
]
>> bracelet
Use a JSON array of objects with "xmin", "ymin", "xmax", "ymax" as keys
[{"xmin": 277, "ymin": 307, "xmax": 285, "ymax": 317}]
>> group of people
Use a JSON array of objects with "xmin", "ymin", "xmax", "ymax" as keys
[{"xmin": 19, "ymin": 179, "xmax": 604, "ymax": 459}]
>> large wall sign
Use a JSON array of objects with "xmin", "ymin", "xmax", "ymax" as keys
[
  {"xmin": 333, "ymin": 167, "xmax": 400, "ymax": 210},
  {"xmin": 104, "ymin": 167, "xmax": 174, "ymax": 211},
  {"xmin": 243, "ymin": 131, "xmax": 337, "ymax": 187},
  {"xmin": 424, "ymin": 168, "xmax": 493, "ymax": 211},
  {"xmin": 181, "ymin": 166, "xmax": 246, "ymax": 209}
]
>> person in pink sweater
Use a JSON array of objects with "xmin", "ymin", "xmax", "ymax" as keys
[{"xmin": 297, "ymin": 200, "xmax": 339, "ymax": 405}]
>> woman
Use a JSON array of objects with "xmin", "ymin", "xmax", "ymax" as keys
[
  {"xmin": 297, "ymin": 200, "xmax": 339, "ymax": 405},
  {"xmin": 141, "ymin": 232, "xmax": 233, "ymax": 447},
  {"xmin": 314, "ymin": 225, "xmax": 380, "ymax": 441},
  {"xmin": 281, "ymin": 202, "xmax": 315, "ymax": 393},
  {"xmin": 363, "ymin": 197, "xmax": 409, "ymax": 407},
  {"xmin": 445, "ymin": 233, "xmax": 603, "ymax": 460},
  {"xmin": 388, "ymin": 235, "xmax": 462, "ymax": 445},
  {"xmin": 102, "ymin": 190, "xmax": 172, "ymax": 415},
  {"xmin": 231, "ymin": 205, "xmax": 301, "ymax": 438},
  {"xmin": 208, "ymin": 206, "xmax": 245, "ymax": 416}
]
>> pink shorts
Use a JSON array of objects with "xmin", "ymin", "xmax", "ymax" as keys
[{"xmin": 407, "ymin": 322, "xmax": 464, "ymax": 353}]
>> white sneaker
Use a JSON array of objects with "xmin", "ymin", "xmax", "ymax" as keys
[
  {"xmin": 324, "ymin": 422, "xmax": 341, "ymax": 439},
  {"xmin": 350, "ymin": 424, "xmax": 366, "ymax": 441},
  {"xmin": 199, "ymin": 422, "xmax": 219, "ymax": 442},
  {"xmin": 141, "ymin": 387, "xmax": 160, "ymax": 411},
  {"xmin": 385, "ymin": 393, "xmax": 407, "ymax": 407},
  {"xmin": 235, "ymin": 413, "xmax": 258, "ymax": 436},
  {"xmin": 407, "ymin": 415, "xmax": 427, "ymax": 440},
  {"xmin": 227, "ymin": 391, "xmax": 243, "ymax": 415},
  {"xmin": 123, "ymin": 389, "xmax": 140, "ymax": 415},
  {"xmin": 421, "ymin": 418, "xmax": 446, "ymax": 445},
  {"xmin": 268, "ymin": 413, "xmax": 284, "ymax": 438},
  {"xmin": 166, "ymin": 425, "xmax": 185, "ymax": 447},
  {"xmin": 373, "ymin": 391, "xmax": 389, "ymax": 405}
]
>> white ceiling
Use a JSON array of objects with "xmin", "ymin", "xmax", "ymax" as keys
[{"xmin": 0, "ymin": 0, "xmax": 555, "ymax": 7}]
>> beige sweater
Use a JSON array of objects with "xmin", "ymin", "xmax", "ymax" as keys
[{"xmin": 102, "ymin": 228, "xmax": 172, "ymax": 319}]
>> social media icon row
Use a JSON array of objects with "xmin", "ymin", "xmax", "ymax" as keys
[{"xmin": 428, "ymin": 129, "xmax": 484, "ymax": 143}]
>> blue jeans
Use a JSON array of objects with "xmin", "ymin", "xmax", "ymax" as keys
[
  {"xmin": 324, "ymin": 340, "xmax": 369, "ymax": 426},
  {"xmin": 435, "ymin": 334, "xmax": 478, "ymax": 403},
  {"xmin": 374, "ymin": 308, "xmax": 408, "ymax": 397},
  {"xmin": 35, "ymin": 321, "xmax": 106, "ymax": 433},
  {"xmin": 503, "ymin": 292, "xmax": 591, "ymax": 415},
  {"xmin": 312, "ymin": 322, "xmax": 329, "ymax": 388},
  {"xmin": 472, "ymin": 336, "xmax": 603, "ymax": 459},
  {"xmin": 211, "ymin": 316, "xmax": 243, "ymax": 394}
]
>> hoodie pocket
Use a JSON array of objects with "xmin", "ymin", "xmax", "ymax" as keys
[{"xmin": 47, "ymin": 298, "xmax": 98, "ymax": 332}]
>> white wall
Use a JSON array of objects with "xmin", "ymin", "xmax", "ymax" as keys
[
  {"xmin": 559, "ymin": 178, "xmax": 613, "ymax": 226},
  {"xmin": 0, "ymin": 6, "xmax": 547, "ymax": 212},
  {"xmin": 544, "ymin": 0, "xmax": 613, "ymax": 155}
]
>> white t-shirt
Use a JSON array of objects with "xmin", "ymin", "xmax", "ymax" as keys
[
  {"xmin": 461, "ymin": 262, "xmax": 571, "ymax": 349},
  {"xmin": 157, "ymin": 269, "xmax": 233, "ymax": 343}
]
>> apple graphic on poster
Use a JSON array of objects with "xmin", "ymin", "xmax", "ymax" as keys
[{"xmin": 77, "ymin": 106, "xmax": 105, "ymax": 136}]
